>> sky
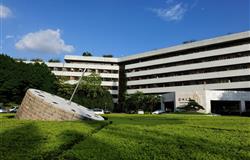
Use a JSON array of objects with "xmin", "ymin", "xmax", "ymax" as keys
[{"xmin": 0, "ymin": 0, "xmax": 250, "ymax": 61}]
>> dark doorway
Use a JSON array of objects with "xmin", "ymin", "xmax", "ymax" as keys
[
  {"xmin": 243, "ymin": 101, "xmax": 250, "ymax": 116},
  {"xmin": 211, "ymin": 100, "xmax": 240, "ymax": 115},
  {"xmin": 164, "ymin": 101, "xmax": 174, "ymax": 112},
  {"xmin": 246, "ymin": 101, "xmax": 250, "ymax": 112}
]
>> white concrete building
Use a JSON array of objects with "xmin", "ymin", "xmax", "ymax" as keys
[
  {"xmin": 46, "ymin": 31, "xmax": 250, "ymax": 114},
  {"xmin": 162, "ymin": 90, "xmax": 250, "ymax": 115},
  {"xmin": 46, "ymin": 56, "xmax": 119, "ymax": 103}
]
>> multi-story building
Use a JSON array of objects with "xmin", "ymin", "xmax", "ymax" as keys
[
  {"xmin": 47, "ymin": 31, "xmax": 250, "ymax": 114},
  {"xmin": 46, "ymin": 56, "xmax": 119, "ymax": 104}
]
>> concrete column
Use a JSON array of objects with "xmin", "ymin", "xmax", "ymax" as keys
[
  {"xmin": 240, "ymin": 101, "xmax": 246, "ymax": 113},
  {"xmin": 173, "ymin": 101, "xmax": 177, "ymax": 112},
  {"xmin": 206, "ymin": 100, "xmax": 211, "ymax": 114},
  {"xmin": 160, "ymin": 96, "xmax": 165, "ymax": 111}
]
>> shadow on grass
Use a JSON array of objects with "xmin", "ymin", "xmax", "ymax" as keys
[
  {"xmin": 6, "ymin": 115, "xmax": 15, "ymax": 119},
  {"xmin": 0, "ymin": 124, "xmax": 44, "ymax": 160},
  {"xmin": 60, "ymin": 122, "xmax": 250, "ymax": 160},
  {"xmin": 108, "ymin": 116, "xmax": 186, "ymax": 126},
  {"xmin": 0, "ymin": 113, "xmax": 15, "ymax": 119},
  {"xmin": 0, "ymin": 116, "xmax": 109, "ymax": 160},
  {"xmin": 36, "ymin": 120, "xmax": 110, "ymax": 160},
  {"xmin": 38, "ymin": 130, "xmax": 85, "ymax": 160},
  {"xmin": 59, "ymin": 136, "xmax": 121, "ymax": 160},
  {"xmin": 103, "ymin": 126, "xmax": 250, "ymax": 160}
]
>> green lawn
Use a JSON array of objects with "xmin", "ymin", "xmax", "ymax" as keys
[
  {"xmin": 1, "ymin": 113, "xmax": 250, "ymax": 160},
  {"xmin": 0, "ymin": 113, "xmax": 106, "ymax": 160}
]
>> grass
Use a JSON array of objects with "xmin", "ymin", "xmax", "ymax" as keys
[
  {"xmin": 1, "ymin": 113, "xmax": 250, "ymax": 160},
  {"xmin": 0, "ymin": 113, "xmax": 106, "ymax": 160}
]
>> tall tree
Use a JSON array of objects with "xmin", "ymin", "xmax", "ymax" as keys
[
  {"xmin": 30, "ymin": 58, "xmax": 43, "ymax": 62},
  {"xmin": 48, "ymin": 59, "xmax": 61, "ymax": 63},
  {"xmin": 82, "ymin": 52, "xmax": 92, "ymax": 56},
  {"xmin": 57, "ymin": 72, "xmax": 114, "ymax": 111},
  {"xmin": 145, "ymin": 95, "xmax": 160, "ymax": 112},
  {"xmin": 124, "ymin": 91, "xmax": 160, "ymax": 112},
  {"xmin": 0, "ymin": 54, "xmax": 58, "ymax": 104}
]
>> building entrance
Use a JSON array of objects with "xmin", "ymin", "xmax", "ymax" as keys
[{"xmin": 164, "ymin": 101, "xmax": 174, "ymax": 112}]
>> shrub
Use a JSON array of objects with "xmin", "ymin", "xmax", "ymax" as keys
[{"xmin": 178, "ymin": 98, "xmax": 204, "ymax": 112}]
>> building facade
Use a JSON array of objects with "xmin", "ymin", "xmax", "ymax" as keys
[
  {"xmin": 162, "ymin": 90, "xmax": 250, "ymax": 114},
  {"xmin": 46, "ymin": 31, "xmax": 250, "ymax": 113},
  {"xmin": 46, "ymin": 56, "xmax": 119, "ymax": 104}
]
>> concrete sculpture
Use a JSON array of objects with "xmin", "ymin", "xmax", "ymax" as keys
[{"xmin": 16, "ymin": 89, "xmax": 104, "ymax": 121}]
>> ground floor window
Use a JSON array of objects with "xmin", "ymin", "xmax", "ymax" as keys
[
  {"xmin": 211, "ymin": 100, "xmax": 240, "ymax": 115},
  {"xmin": 245, "ymin": 101, "xmax": 250, "ymax": 112}
]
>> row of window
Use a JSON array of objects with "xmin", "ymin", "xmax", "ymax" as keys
[
  {"xmin": 123, "ymin": 38, "xmax": 250, "ymax": 65},
  {"xmin": 65, "ymin": 61, "xmax": 118, "ymax": 66},
  {"xmin": 126, "ymin": 76, "xmax": 250, "ymax": 90},
  {"xmin": 68, "ymin": 76, "xmax": 118, "ymax": 82},
  {"xmin": 126, "ymin": 63, "xmax": 250, "ymax": 81},
  {"xmin": 126, "ymin": 51, "xmax": 250, "ymax": 73},
  {"xmin": 50, "ymin": 67, "xmax": 119, "ymax": 74}
]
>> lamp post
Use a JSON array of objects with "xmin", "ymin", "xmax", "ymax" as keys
[{"xmin": 68, "ymin": 68, "xmax": 87, "ymax": 105}]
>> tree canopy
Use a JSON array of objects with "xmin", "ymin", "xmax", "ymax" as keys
[
  {"xmin": 0, "ymin": 54, "xmax": 114, "ymax": 111},
  {"xmin": 124, "ymin": 91, "xmax": 160, "ymax": 112},
  {"xmin": 48, "ymin": 59, "xmax": 61, "ymax": 63},
  {"xmin": 82, "ymin": 52, "xmax": 92, "ymax": 56},
  {"xmin": 0, "ymin": 54, "xmax": 58, "ymax": 104},
  {"xmin": 30, "ymin": 58, "xmax": 44, "ymax": 62},
  {"xmin": 57, "ymin": 73, "xmax": 114, "ymax": 111}
]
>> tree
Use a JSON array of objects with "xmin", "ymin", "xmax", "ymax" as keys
[
  {"xmin": 82, "ymin": 72, "xmax": 102, "ymax": 87},
  {"xmin": 178, "ymin": 98, "xmax": 204, "ymax": 112},
  {"xmin": 30, "ymin": 58, "xmax": 43, "ymax": 62},
  {"xmin": 48, "ymin": 59, "xmax": 61, "ymax": 63},
  {"xmin": 57, "ymin": 72, "xmax": 114, "ymax": 111},
  {"xmin": 144, "ymin": 95, "xmax": 160, "ymax": 112},
  {"xmin": 124, "ymin": 91, "xmax": 160, "ymax": 113},
  {"xmin": 0, "ymin": 54, "xmax": 58, "ymax": 105},
  {"xmin": 102, "ymin": 54, "xmax": 113, "ymax": 58},
  {"xmin": 14, "ymin": 58, "xmax": 27, "ymax": 62},
  {"xmin": 82, "ymin": 52, "xmax": 92, "ymax": 56},
  {"xmin": 124, "ymin": 91, "xmax": 144, "ymax": 112}
]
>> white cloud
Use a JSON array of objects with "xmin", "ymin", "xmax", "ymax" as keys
[
  {"xmin": 166, "ymin": 0, "xmax": 174, "ymax": 4},
  {"xmin": 151, "ymin": 2, "xmax": 187, "ymax": 21},
  {"xmin": 15, "ymin": 29, "xmax": 75, "ymax": 54},
  {"xmin": 0, "ymin": 5, "xmax": 12, "ymax": 18},
  {"xmin": 6, "ymin": 35, "xmax": 14, "ymax": 39}
]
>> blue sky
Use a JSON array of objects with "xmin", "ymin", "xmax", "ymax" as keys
[{"xmin": 1, "ymin": 0, "xmax": 250, "ymax": 61}]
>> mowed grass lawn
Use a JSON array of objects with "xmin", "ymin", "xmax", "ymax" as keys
[
  {"xmin": 0, "ymin": 113, "xmax": 107, "ymax": 160},
  {"xmin": 1, "ymin": 113, "xmax": 250, "ymax": 160}
]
